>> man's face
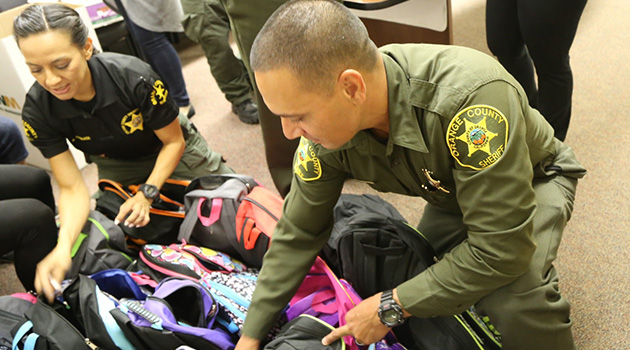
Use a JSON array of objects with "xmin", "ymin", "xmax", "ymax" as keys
[{"xmin": 255, "ymin": 68, "xmax": 361, "ymax": 150}]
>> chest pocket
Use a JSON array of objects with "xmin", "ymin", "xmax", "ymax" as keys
[{"xmin": 68, "ymin": 115, "xmax": 113, "ymax": 145}]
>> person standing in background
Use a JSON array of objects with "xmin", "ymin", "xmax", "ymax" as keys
[
  {"xmin": 216, "ymin": 0, "xmax": 299, "ymax": 197},
  {"xmin": 180, "ymin": 0, "xmax": 260, "ymax": 125},
  {"xmin": 486, "ymin": 0, "xmax": 587, "ymax": 141},
  {"xmin": 114, "ymin": 0, "xmax": 196, "ymax": 118}
]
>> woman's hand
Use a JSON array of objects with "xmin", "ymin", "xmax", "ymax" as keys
[
  {"xmin": 115, "ymin": 193, "xmax": 152, "ymax": 228},
  {"xmin": 34, "ymin": 245, "xmax": 72, "ymax": 303}
]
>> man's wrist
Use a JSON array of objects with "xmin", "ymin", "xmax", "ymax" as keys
[
  {"xmin": 392, "ymin": 288, "xmax": 412, "ymax": 318},
  {"xmin": 379, "ymin": 289, "xmax": 406, "ymax": 327}
]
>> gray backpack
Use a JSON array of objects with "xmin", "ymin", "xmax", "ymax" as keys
[
  {"xmin": 66, "ymin": 210, "xmax": 135, "ymax": 279},
  {"xmin": 177, "ymin": 174, "xmax": 258, "ymax": 259},
  {"xmin": 0, "ymin": 293, "xmax": 36, "ymax": 348}
]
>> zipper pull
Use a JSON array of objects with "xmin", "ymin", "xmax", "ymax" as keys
[{"xmin": 85, "ymin": 338, "xmax": 101, "ymax": 350}]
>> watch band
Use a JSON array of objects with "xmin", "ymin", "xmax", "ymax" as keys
[
  {"xmin": 138, "ymin": 183, "xmax": 159, "ymax": 201},
  {"xmin": 378, "ymin": 289, "xmax": 405, "ymax": 327}
]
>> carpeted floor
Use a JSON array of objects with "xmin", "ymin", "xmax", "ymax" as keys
[{"xmin": 1, "ymin": 0, "xmax": 628, "ymax": 348}]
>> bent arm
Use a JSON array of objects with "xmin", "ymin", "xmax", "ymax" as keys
[
  {"xmin": 145, "ymin": 118, "xmax": 186, "ymax": 190},
  {"xmin": 115, "ymin": 118, "xmax": 185, "ymax": 226},
  {"xmin": 35, "ymin": 150, "xmax": 90, "ymax": 301}
]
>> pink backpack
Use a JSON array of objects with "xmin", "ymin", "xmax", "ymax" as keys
[{"xmin": 286, "ymin": 257, "xmax": 364, "ymax": 350}]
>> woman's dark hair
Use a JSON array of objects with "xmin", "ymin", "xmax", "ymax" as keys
[{"xmin": 13, "ymin": 3, "xmax": 89, "ymax": 48}]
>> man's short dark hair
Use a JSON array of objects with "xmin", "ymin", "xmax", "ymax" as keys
[{"xmin": 251, "ymin": 0, "xmax": 379, "ymax": 94}]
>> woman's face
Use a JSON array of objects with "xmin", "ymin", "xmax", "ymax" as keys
[{"xmin": 19, "ymin": 30, "xmax": 94, "ymax": 101}]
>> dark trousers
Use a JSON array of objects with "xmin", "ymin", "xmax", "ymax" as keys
[
  {"xmin": 114, "ymin": 0, "xmax": 191, "ymax": 107},
  {"xmin": 486, "ymin": 0, "xmax": 587, "ymax": 141},
  {"xmin": 0, "ymin": 165, "xmax": 57, "ymax": 291}
]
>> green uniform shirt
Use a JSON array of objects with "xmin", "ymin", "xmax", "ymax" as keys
[{"xmin": 243, "ymin": 44, "xmax": 586, "ymax": 339}]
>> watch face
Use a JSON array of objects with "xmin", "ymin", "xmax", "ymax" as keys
[
  {"xmin": 382, "ymin": 308, "xmax": 400, "ymax": 323},
  {"xmin": 379, "ymin": 301, "xmax": 404, "ymax": 327},
  {"xmin": 140, "ymin": 184, "xmax": 159, "ymax": 199}
]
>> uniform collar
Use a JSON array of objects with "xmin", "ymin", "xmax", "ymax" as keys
[
  {"xmin": 381, "ymin": 53, "xmax": 428, "ymax": 155},
  {"xmin": 323, "ymin": 53, "xmax": 429, "ymax": 156},
  {"xmin": 88, "ymin": 55, "xmax": 119, "ymax": 108}
]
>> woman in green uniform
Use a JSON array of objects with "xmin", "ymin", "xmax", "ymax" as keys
[{"xmin": 13, "ymin": 3, "xmax": 233, "ymax": 302}]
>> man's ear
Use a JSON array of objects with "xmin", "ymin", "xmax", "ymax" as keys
[
  {"xmin": 83, "ymin": 38, "xmax": 94, "ymax": 60},
  {"xmin": 338, "ymin": 69, "xmax": 366, "ymax": 105}
]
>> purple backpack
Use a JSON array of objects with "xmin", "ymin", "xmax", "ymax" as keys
[{"xmin": 120, "ymin": 277, "xmax": 235, "ymax": 350}]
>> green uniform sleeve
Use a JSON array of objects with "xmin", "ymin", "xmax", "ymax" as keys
[
  {"xmin": 241, "ymin": 140, "xmax": 347, "ymax": 339},
  {"xmin": 397, "ymin": 80, "xmax": 539, "ymax": 316}
]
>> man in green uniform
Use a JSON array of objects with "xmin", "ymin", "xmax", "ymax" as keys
[
  {"xmin": 180, "ymin": 0, "xmax": 259, "ymax": 124},
  {"xmin": 217, "ymin": 0, "xmax": 298, "ymax": 196},
  {"xmin": 235, "ymin": 1, "xmax": 586, "ymax": 350}
]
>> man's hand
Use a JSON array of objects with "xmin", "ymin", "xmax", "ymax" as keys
[
  {"xmin": 34, "ymin": 245, "xmax": 72, "ymax": 303},
  {"xmin": 115, "ymin": 192, "xmax": 152, "ymax": 228},
  {"xmin": 235, "ymin": 334, "xmax": 261, "ymax": 350},
  {"xmin": 322, "ymin": 293, "xmax": 390, "ymax": 347}
]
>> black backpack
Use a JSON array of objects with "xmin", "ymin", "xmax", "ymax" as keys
[
  {"xmin": 322, "ymin": 193, "xmax": 407, "ymax": 277},
  {"xmin": 327, "ymin": 194, "xmax": 501, "ymax": 350},
  {"xmin": 66, "ymin": 210, "xmax": 135, "ymax": 279}
]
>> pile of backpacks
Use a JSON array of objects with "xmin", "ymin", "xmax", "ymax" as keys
[{"xmin": 1, "ymin": 173, "xmax": 503, "ymax": 350}]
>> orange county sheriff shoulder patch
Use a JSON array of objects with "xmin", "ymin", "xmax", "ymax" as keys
[
  {"xmin": 23, "ymin": 120, "xmax": 37, "ymax": 141},
  {"xmin": 446, "ymin": 105, "xmax": 509, "ymax": 170},
  {"xmin": 294, "ymin": 137, "xmax": 322, "ymax": 181},
  {"xmin": 121, "ymin": 108, "xmax": 144, "ymax": 134},
  {"xmin": 150, "ymin": 80, "xmax": 168, "ymax": 105}
]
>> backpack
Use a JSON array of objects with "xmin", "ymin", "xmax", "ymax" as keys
[
  {"xmin": 96, "ymin": 179, "xmax": 189, "ymax": 245},
  {"xmin": 0, "ymin": 293, "xmax": 36, "ymax": 348},
  {"xmin": 322, "ymin": 194, "xmax": 408, "ymax": 276},
  {"xmin": 330, "ymin": 196, "xmax": 501, "ymax": 350},
  {"xmin": 115, "ymin": 278, "xmax": 235, "ymax": 350},
  {"xmin": 178, "ymin": 174, "xmax": 259, "ymax": 258},
  {"xmin": 233, "ymin": 185, "xmax": 283, "ymax": 267},
  {"xmin": 137, "ymin": 243, "xmax": 261, "ymax": 336},
  {"xmin": 263, "ymin": 315, "xmax": 345, "ymax": 350},
  {"xmin": 11, "ymin": 294, "xmax": 104, "ymax": 350},
  {"xmin": 66, "ymin": 210, "xmax": 135, "ymax": 279},
  {"xmin": 286, "ymin": 257, "xmax": 407, "ymax": 350},
  {"xmin": 178, "ymin": 174, "xmax": 282, "ymax": 268}
]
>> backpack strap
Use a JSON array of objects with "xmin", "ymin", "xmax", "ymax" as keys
[
  {"xmin": 12, "ymin": 321, "xmax": 39, "ymax": 350},
  {"xmin": 197, "ymin": 197, "xmax": 223, "ymax": 227}
]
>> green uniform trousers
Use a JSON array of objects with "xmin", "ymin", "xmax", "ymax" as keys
[
  {"xmin": 218, "ymin": 0, "xmax": 299, "ymax": 197},
  {"xmin": 92, "ymin": 113, "xmax": 234, "ymax": 186},
  {"xmin": 180, "ymin": 0, "xmax": 252, "ymax": 105},
  {"xmin": 418, "ymin": 173, "xmax": 577, "ymax": 350}
]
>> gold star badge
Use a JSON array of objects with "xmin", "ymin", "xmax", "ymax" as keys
[
  {"xmin": 121, "ymin": 108, "xmax": 144, "ymax": 135},
  {"xmin": 446, "ymin": 105, "xmax": 508, "ymax": 170}
]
